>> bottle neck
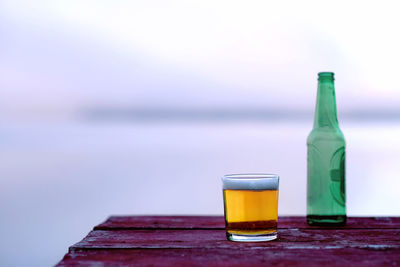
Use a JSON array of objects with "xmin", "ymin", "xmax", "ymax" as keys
[{"xmin": 313, "ymin": 77, "xmax": 339, "ymax": 128}]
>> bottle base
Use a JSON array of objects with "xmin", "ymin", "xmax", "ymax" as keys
[{"xmin": 307, "ymin": 215, "xmax": 346, "ymax": 226}]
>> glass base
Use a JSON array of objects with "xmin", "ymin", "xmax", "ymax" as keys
[
  {"xmin": 227, "ymin": 232, "xmax": 277, "ymax": 242},
  {"xmin": 307, "ymin": 215, "xmax": 346, "ymax": 226}
]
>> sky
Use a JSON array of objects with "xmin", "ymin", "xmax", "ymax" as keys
[{"xmin": 1, "ymin": 0, "xmax": 400, "ymax": 121}]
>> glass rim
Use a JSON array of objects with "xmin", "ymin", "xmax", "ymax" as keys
[{"xmin": 222, "ymin": 173, "xmax": 279, "ymax": 190}]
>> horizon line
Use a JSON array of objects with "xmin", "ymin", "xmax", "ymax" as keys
[{"xmin": 82, "ymin": 107, "xmax": 400, "ymax": 122}]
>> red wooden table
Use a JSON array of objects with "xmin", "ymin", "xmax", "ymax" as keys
[{"xmin": 57, "ymin": 216, "xmax": 400, "ymax": 266}]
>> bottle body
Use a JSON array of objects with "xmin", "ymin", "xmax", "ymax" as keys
[
  {"xmin": 307, "ymin": 72, "xmax": 346, "ymax": 226},
  {"xmin": 307, "ymin": 128, "xmax": 346, "ymax": 225}
]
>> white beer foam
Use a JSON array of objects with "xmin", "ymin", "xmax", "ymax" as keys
[{"xmin": 222, "ymin": 174, "xmax": 279, "ymax": 190}]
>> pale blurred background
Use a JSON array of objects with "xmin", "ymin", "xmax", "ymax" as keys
[{"xmin": 1, "ymin": 1, "xmax": 400, "ymax": 266}]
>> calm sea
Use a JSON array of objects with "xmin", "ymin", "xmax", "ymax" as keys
[{"xmin": 1, "ymin": 119, "xmax": 400, "ymax": 266}]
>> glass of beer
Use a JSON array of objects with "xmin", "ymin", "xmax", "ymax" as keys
[{"xmin": 222, "ymin": 174, "xmax": 280, "ymax": 242}]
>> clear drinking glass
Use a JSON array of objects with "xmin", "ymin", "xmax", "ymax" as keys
[{"xmin": 222, "ymin": 174, "xmax": 280, "ymax": 242}]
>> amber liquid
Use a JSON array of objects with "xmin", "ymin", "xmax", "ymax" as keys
[{"xmin": 223, "ymin": 189, "xmax": 278, "ymax": 235}]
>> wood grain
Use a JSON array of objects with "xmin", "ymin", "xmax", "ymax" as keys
[
  {"xmin": 70, "ymin": 229, "xmax": 400, "ymax": 250},
  {"xmin": 57, "ymin": 216, "xmax": 400, "ymax": 266},
  {"xmin": 58, "ymin": 248, "xmax": 400, "ymax": 267},
  {"xmin": 94, "ymin": 216, "xmax": 400, "ymax": 230}
]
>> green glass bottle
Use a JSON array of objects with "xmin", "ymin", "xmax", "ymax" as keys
[{"xmin": 307, "ymin": 72, "xmax": 346, "ymax": 226}]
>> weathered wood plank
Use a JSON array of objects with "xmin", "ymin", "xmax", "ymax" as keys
[
  {"xmin": 57, "ymin": 217, "xmax": 400, "ymax": 266},
  {"xmin": 94, "ymin": 216, "xmax": 225, "ymax": 230},
  {"xmin": 94, "ymin": 216, "xmax": 400, "ymax": 230},
  {"xmin": 71, "ymin": 229, "xmax": 400, "ymax": 250},
  {"xmin": 57, "ymin": 248, "xmax": 400, "ymax": 267}
]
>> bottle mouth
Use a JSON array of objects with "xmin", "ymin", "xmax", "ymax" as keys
[{"xmin": 318, "ymin": 72, "xmax": 334, "ymax": 80}]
